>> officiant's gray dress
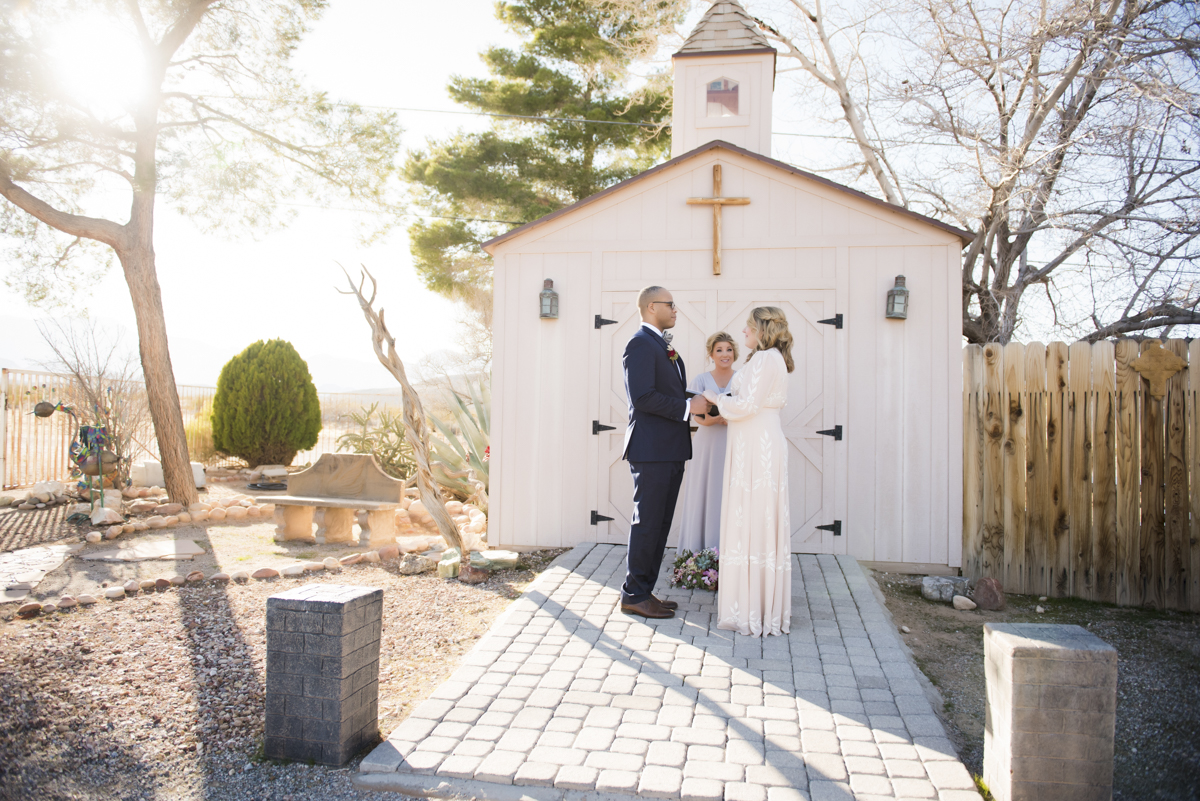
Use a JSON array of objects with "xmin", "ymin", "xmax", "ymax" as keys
[{"xmin": 678, "ymin": 370, "xmax": 732, "ymax": 553}]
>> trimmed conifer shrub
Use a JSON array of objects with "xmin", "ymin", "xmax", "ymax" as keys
[{"xmin": 211, "ymin": 339, "xmax": 321, "ymax": 467}]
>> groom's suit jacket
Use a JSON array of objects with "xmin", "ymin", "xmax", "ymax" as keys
[{"xmin": 622, "ymin": 326, "xmax": 693, "ymax": 462}]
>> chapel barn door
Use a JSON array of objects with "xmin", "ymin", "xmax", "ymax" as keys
[{"xmin": 594, "ymin": 289, "xmax": 838, "ymax": 553}]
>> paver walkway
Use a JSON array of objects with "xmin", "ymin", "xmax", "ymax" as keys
[{"xmin": 355, "ymin": 545, "xmax": 982, "ymax": 801}]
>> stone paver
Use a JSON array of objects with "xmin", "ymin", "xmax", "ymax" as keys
[{"xmin": 356, "ymin": 545, "xmax": 982, "ymax": 801}]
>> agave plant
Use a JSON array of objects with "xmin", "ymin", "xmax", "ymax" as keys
[{"xmin": 428, "ymin": 375, "xmax": 489, "ymax": 508}]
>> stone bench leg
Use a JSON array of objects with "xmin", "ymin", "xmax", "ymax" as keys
[
  {"xmin": 360, "ymin": 509, "xmax": 396, "ymax": 548},
  {"xmin": 274, "ymin": 505, "xmax": 316, "ymax": 542},
  {"xmin": 315, "ymin": 508, "xmax": 356, "ymax": 545}
]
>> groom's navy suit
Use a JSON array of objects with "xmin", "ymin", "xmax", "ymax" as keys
[{"xmin": 621, "ymin": 325, "xmax": 692, "ymax": 605}]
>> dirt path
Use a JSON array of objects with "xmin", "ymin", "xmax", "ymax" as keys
[{"xmin": 874, "ymin": 572, "xmax": 1200, "ymax": 801}]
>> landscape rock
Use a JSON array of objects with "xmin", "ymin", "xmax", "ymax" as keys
[
  {"xmin": 186, "ymin": 571, "xmax": 204, "ymax": 582},
  {"xmin": 900, "ymin": 625, "xmax": 911, "ymax": 634},
  {"xmin": 920, "ymin": 575, "xmax": 971, "ymax": 604},
  {"xmin": 145, "ymin": 515, "xmax": 168, "ymax": 529},
  {"xmin": 210, "ymin": 573, "xmax": 230, "ymax": 583},
  {"xmin": 361, "ymin": 550, "xmax": 381, "ymax": 564},
  {"xmin": 121, "ymin": 524, "xmax": 136, "ymax": 534},
  {"xmin": 169, "ymin": 575, "xmax": 186, "ymax": 586},
  {"xmin": 458, "ymin": 563, "xmax": 489, "ymax": 584},
  {"xmin": 471, "ymin": 550, "xmax": 520, "ymax": 571},
  {"xmin": 0, "ymin": 495, "xmax": 14, "ymax": 508},
  {"xmin": 90, "ymin": 506, "xmax": 123, "ymax": 526},
  {"xmin": 42, "ymin": 601, "xmax": 60, "ymax": 613},
  {"xmin": 105, "ymin": 526, "xmax": 122, "ymax": 540},
  {"xmin": 69, "ymin": 502, "xmax": 93, "ymax": 516},
  {"xmin": 230, "ymin": 571, "xmax": 250, "ymax": 582},
  {"xmin": 339, "ymin": 553, "xmax": 362, "ymax": 566},
  {"xmin": 163, "ymin": 515, "xmax": 180, "ymax": 526},
  {"xmin": 123, "ymin": 580, "xmax": 141, "ymax": 594},
  {"xmin": 208, "ymin": 508, "xmax": 227, "ymax": 521},
  {"xmin": 973, "ymin": 577, "xmax": 1006, "ymax": 610},
  {"xmin": 246, "ymin": 506, "xmax": 261, "ymax": 517},
  {"xmin": 188, "ymin": 502, "xmax": 211, "ymax": 513},
  {"xmin": 177, "ymin": 512, "xmax": 192, "ymax": 524},
  {"xmin": 131, "ymin": 520, "xmax": 149, "ymax": 532},
  {"xmin": 322, "ymin": 557, "xmax": 340, "ymax": 572},
  {"xmin": 952, "ymin": 595, "xmax": 977, "ymax": 610},
  {"xmin": 192, "ymin": 510, "xmax": 210, "ymax": 522},
  {"xmin": 280, "ymin": 564, "xmax": 305, "ymax": 577},
  {"xmin": 377, "ymin": 544, "xmax": 400, "ymax": 562},
  {"xmin": 103, "ymin": 586, "xmax": 126, "ymax": 600},
  {"xmin": 129, "ymin": 500, "xmax": 158, "ymax": 514},
  {"xmin": 259, "ymin": 503, "xmax": 275, "ymax": 515},
  {"xmin": 438, "ymin": 548, "xmax": 461, "ymax": 579},
  {"xmin": 58, "ymin": 596, "xmax": 78, "ymax": 608},
  {"xmin": 397, "ymin": 553, "xmax": 437, "ymax": 575},
  {"xmin": 226, "ymin": 506, "xmax": 247, "ymax": 520},
  {"xmin": 77, "ymin": 594, "xmax": 97, "ymax": 605},
  {"xmin": 1036, "ymin": 605, "xmax": 1046, "ymax": 613},
  {"xmin": 251, "ymin": 567, "xmax": 279, "ymax": 579},
  {"xmin": 154, "ymin": 503, "xmax": 183, "ymax": 516},
  {"xmin": 85, "ymin": 531, "xmax": 103, "ymax": 543},
  {"xmin": 155, "ymin": 578, "xmax": 171, "ymax": 591},
  {"xmin": 302, "ymin": 561, "xmax": 324, "ymax": 572},
  {"xmin": 17, "ymin": 602, "xmax": 42, "ymax": 618}
]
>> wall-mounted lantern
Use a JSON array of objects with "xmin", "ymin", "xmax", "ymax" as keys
[
  {"xmin": 885, "ymin": 275, "xmax": 909, "ymax": 319},
  {"xmin": 539, "ymin": 278, "xmax": 559, "ymax": 319}
]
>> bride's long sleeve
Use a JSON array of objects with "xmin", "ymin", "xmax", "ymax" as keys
[{"xmin": 715, "ymin": 350, "xmax": 780, "ymax": 422}]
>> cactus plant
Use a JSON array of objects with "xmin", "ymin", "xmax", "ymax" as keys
[{"xmin": 428, "ymin": 376, "xmax": 489, "ymax": 507}]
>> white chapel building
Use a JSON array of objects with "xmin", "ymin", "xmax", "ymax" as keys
[{"xmin": 482, "ymin": 0, "xmax": 971, "ymax": 570}]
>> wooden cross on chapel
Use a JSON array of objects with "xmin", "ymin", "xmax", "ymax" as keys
[{"xmin": 688, "ymin": 164, "xmax": 750, "ymax": 275}]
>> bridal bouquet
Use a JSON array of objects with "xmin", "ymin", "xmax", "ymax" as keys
[{"xmin": 671, "ymin": 547, "xmax": 719, "ymax": 591}]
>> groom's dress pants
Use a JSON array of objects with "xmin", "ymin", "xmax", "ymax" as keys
[{"xmin": 622, "ymin": 460, "xmax": 686, "ymax": 605}]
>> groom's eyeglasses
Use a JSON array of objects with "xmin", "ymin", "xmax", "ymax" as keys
[{"xmin": 651, "ymin": 301, "xmax": 676, "ymax": 309}]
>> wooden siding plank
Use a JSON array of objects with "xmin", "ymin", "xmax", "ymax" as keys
[
  {"xmin": 1046, "ymin": 342, "xmax": 1071, "ymax": 597},
  {"xmin": 903, "ymin": 248, "xmax": 935, "ymax": 564},
  {"xmin": 1002, "ymin": 342, "xmax": 1027, "ymax": 593},
  {"xmin": 1114, "ymin": 340, "xmax": 1141, "ymax": 606},
  {"xmin": 1091, "ymin": 341, "xmax": 1118, "ymax": 604},
  {"xmin": 1023, "ymin": 343, "xmax": 1049, "ymax": 597},
  {"xmin": 981, "ymin": 343, "xmax": 1005, "ymax": 581},
  {"xmin": 1140, "ymin": 339, "xmax": 1166, "ymax": 608},
  {"xmin": 1165, "ymin": 339, "xmax": 1189, "ymax": 610},
  {"xmin": 1068, "ymin": 341, "xmax": 1094, "ymax": 599},
  {"xmin": 962, "ymin": 345, "xmax": 984, "ymax": 579}
]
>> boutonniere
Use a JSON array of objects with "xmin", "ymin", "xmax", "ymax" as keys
[{"xmin": 667, "ymin": 345, "xmax": 679, "ymax": 362}]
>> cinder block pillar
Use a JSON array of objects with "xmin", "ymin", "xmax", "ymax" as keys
[
  {"xmin": 264, "ymin": 584, "xmax": 383, "ymax": 765},
  {"xmin": 984, "ymin": 623, "xmax": 1117, "ymax": 801}
]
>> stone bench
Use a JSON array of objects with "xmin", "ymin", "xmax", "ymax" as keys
[{"xmin": 258, "ymin": 454, "xmax": 403, "ymax": 548}]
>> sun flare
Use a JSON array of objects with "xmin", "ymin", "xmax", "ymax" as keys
[{"xmin": 45, "ymin": 11, "xmax": 147, "ymax": 117}]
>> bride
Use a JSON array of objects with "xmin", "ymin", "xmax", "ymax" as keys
[{"xmin": 703, "ymin": 306, "xmax": 794, "ymax": 637}]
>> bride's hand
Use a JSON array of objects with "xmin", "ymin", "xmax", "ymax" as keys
[{"xmin": 701, "ymin": 390, "xmax": 720, "ymax": 403}]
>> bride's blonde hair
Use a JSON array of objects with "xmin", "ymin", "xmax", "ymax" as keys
[
  {"xmin": 748, "ymin": 307, "xmax": 795, "ymax": 373},
  {"xmin": 706, "ymin": 331, "xmax": 738, "ymax": 363}
]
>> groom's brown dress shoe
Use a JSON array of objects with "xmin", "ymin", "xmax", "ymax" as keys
[
  {"xmin": 653, "ymin": 596, "xmax": 678, "ymax": 610},
  {"xmin": 621, "ymin": 598, "xmax": 675, "ymax": 619}
]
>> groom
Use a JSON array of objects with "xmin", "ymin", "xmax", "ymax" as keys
[{"xmin": 620, "ymin": 286, "xmax": 710, "ymax": 619}]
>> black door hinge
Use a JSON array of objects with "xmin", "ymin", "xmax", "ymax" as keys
[
  {"xmin": 817, "ymin": 314, "xmax": 843, "ymax": 329},
  {"xmin": 592, "ymin": 420, "xmax": 616, "ymax": 435},
  {"xmin": 595, "ymin": 314, "xmax": 617, "ymax": 329},
  {"xmin": 591, "ymin": 511, "xmax": 614, "ymax": 525},
  {"xmin": 816, "ymin": 425, "xmax": 843, "ymax": 441},
  {"xmin": 816, "ymin": 520, "xmax": 842, "ymax": 537}
]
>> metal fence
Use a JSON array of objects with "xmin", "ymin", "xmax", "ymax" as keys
[{"xmin": 1, "ymin": 368, "xmax": 404, "ymax": 490}]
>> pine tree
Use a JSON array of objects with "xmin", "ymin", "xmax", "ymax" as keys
[
  {"xmin": 405, "ymin": 0, "xmax": 681, "ymax": 324},
  {"xmin": 211, "ymin": 340, "xmax": 322, "ymax": 468}
]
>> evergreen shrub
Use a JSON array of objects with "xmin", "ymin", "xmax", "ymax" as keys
[{"xmin": 211, "ymin": 339, "xmax": 321, "ymax": 467}]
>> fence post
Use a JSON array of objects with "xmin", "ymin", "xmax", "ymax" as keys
[{"xmin": 0, "ymin": 369, "xmax": 7, "ymax": 490}]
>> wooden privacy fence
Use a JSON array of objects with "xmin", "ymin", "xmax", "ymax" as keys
[{"xmin": 964, "ymin": 339, "xmax": 1200, "ymax": 612}]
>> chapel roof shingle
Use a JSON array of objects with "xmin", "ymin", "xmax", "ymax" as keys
[{"xmin": 676, "ymin": 0, "xmax": 775, "ymax": 56}]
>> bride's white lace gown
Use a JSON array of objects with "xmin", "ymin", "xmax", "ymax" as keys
[{"xmin": 713, "ymin": 348, "xmax": 791, "ymax": 637}]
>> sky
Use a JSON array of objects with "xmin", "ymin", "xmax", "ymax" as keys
[{"xmin": 0, "ymin": 1, "xmax": 835, "ymax": 392}]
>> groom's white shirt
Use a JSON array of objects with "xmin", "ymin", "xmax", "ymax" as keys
[{"xmin": 640, "ymin": 322, "xmax": 690, "ymax": 422}]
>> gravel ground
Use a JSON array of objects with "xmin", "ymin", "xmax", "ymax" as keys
[
  {"xmin": 875, "ymin": 572, "xmax": 1200, "ymax": 801},
  {"xmin": 0, "ymin": 493, "xmax": 566, "ymax": 801}
]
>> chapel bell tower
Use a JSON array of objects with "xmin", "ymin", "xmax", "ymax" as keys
[{"xmin": 670, "ymin": 0, "xmax": 777, "ymax": 158}]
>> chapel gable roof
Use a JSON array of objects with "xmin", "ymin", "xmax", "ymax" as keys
[
  {"xmin": 481, "ymin": 140, "xmax": 973, "ymax": 252},
  {"xmin": 676, "ymin": 0, "xmax": 775, "ymax": 56}
]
